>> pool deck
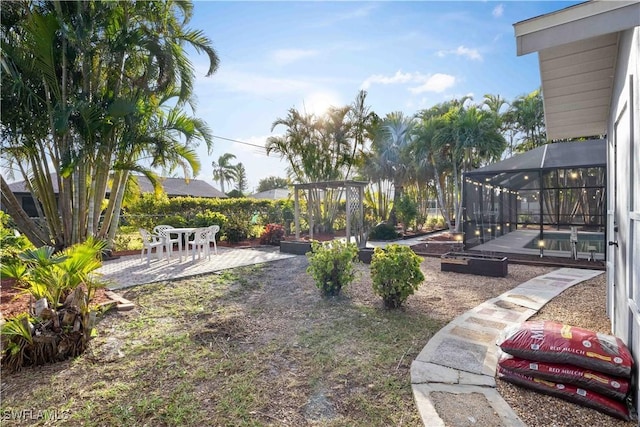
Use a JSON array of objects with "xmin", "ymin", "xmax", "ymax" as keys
[{"xmin": 469, "ymin": 229, "xmax": 604, "ymax": 261}]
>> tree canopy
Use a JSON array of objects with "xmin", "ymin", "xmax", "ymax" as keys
[{"xmin": 1, "ymin": 0, "xmax": 219, "ymax": 249}]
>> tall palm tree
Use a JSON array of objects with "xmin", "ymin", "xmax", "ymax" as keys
[
  {"xmin": 1, "ymin": 0, "xmax": 219, "ymax": 249},
  {"xmin": 370, "ymin": 112, "xmax": 416, "ymax": 224},
  {"xmin": 212, "ymin": 153, "xmax": 238, "ymax": 194},
  {"xmin": 234, "ymin": 163, "xmax": 248, "ymax": 194},
  {"xmin": 506, "ymin": 89, "xmax": 547, "ymax": 153}
]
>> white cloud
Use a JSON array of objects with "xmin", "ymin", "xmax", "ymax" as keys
[
  {"xmin": 492, "ymin": 4, "xmax": 504, "ymax": 18},
  {"xmin": 361, "ymin": 70, "xmax": 456, "ymax": 94},
  {"xmin": 361, "ymin": 70, "xmax": 422, "ymax": 90},
  {"xmin": 409, "ymin": 74, "xmax": 456, "ymax": 94},
  {"xmin": 436, "ymin": 45, "xmax": 483, "ymax": 61},
  {"xmin": 271, "ymin": 48, "xmax": 319, "ymax": 66}
]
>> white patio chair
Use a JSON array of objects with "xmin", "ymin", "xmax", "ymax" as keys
[
  {"xmin": 188, "ymin": 227, "xmax": 212, "ymax": 261},
  {"xmin": 139, "ymin": 228, "xmax": 166, "ymax": 266},
  {"xmin": 153, "ymin": 224, "xmax": 180, "ymax": 257},
  {"xmin": 207, "ymin": 225, "xmax": 220, "ymax": 255}
]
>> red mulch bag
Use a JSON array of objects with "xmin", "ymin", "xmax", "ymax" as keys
[
  {"xmin": 497, "ymin": 365, "xmax": 632, "ymax": 421},
  {"xmin": 497, "ymin": 321, "xmax": 633, "ymax": 377},
  {"xmin": 498, "ymin": 352, "xmax": 630, "ymax": 400}
]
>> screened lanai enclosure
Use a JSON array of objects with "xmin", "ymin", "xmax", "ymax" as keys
[{"xmin": 462, "ymin": 140, "xmax": 606, "ymax": 258}]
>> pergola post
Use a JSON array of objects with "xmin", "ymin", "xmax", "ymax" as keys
[
  {"xmin": 345, "ymin": 184, "xmax": 352, "ymax": 244},
  {"xmin": 308, "ymin": 188, "xmax": 313, "ymax": 240},
  {"xmin": 294, "ymin": 187, "xmax": 300, "ymax": 239},
  {"xmin": 359, "ymin": 185, "xmax": 364, "ymax": 247}
]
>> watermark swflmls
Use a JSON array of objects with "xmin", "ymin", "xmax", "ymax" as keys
[{"xmin": 2, "ymin": 409, "xmax": 71, "ymax": 421}]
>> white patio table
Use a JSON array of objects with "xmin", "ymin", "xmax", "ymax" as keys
[{"xmin": 164, "ymin": 227, "xmax": 197, "ymax": 262}]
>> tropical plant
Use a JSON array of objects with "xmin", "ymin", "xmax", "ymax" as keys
[
  {"xmin": 368, "ymin": 223, "xmax": 400, "ymax": 241},
  {"xmin": 370, "ymin": 112, "xmax": 416, "ymax": 225},
  {"xmin": 267, "ymin": 92, "xmax": 373, "ymax": 234},
  {"xmin": 259, "ymin": 223, "xmax": 286, "ymax": 246},
  {"xmin": 256, "ymin": 176, "xmax": 291, "ymax": 192},
  {"xmin": 0, "ymin": 211, "xmax": 34, "ymax": 269},
  {"xmin": 212, "ymin": 153, "xmax": 239, "ymax": 194},
  {"xmin": 370, "ymin": 245, "xmax": 424, "ymax": 308},
  {"xmin": 234, "ymin": 162, "xmax": 248, "ymax": 194},
  {"xmin": 1, "ymin": 0, "xmax": 219, "ymax": 250},
  {"xmin": 505, "ymin": 89, "xmax": 547, "ymax": 153},
  {"xmin": 395, "ymin": 194, "xmax": 418, "ymax": 232},
  {"xmin": 306, "ymin": 240, "xmax": 358, "ymax": 297},
  {"xmin": 222, "ymin": 215, "xmax": 251, "ymax": 244},
  {"xmin": 0, "ymin": 238, "xmax": 107, "ymax": 371}
]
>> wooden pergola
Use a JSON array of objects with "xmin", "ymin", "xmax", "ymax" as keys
[{"xmin": 293, "ymin": 180, "xmax": 368, "ymax": 248}]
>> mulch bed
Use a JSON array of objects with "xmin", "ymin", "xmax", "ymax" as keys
[{"xmin": 1, "ymin": 278, "xmax": 114, "ymax": 320}]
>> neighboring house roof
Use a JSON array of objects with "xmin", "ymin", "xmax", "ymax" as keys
[
  {"xmin": 248, "ymin": 188, "xmax": 291, "ymax": 200},
  {"xmin": 466, "ymin": 139, "xmax": 606, "ymax": 189},
  {"xmin": 134, "ymin": 176, "xmax": 226, "ymax": 198},
  {"xmin": 514, "ymin": 0, "xmax": 640, "ymax": 140},
  {"xmin": 6, "ymin": 174, "xmax": 226, "ymax": 198}
]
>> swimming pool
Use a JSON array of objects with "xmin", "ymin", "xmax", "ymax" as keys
[{"xmin": 525, "ymin": 232, "xmax": 605, "ymax": 253}]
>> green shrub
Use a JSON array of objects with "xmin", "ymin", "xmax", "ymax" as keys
[
  {"xmin": 427, "ymin": 217, "xmax": 439, "ymax": 229},
  {"xmin": 368, "ymin": 222, "xmax": 400, "ymax": 241},
  {"xmin": 222, "ymin": 215, "xmax": 251, "ymax": 243},
  {"xmin": 0, "ymin": 212, "xmax": 34, "ymax": 271},
  {"xmin": 160, "ymin": 215, "xmax": 188, "ymax": 228},
  {"xmin": 306, "ymin": 240, "xmax": 358, "ymax": 297},
  {"xmin": 194, "ymin": 210, "xmax": 228, "ymax": 229},
  {"xmin": 396, "ymin": 194, "xmax": 417, "ymax": 232},
  {"xmin": 259, "ymin": 223, "xmax": 285, "ymax": 245},
  {"xmin": 370, "ymin": 244, "xmax": 425, "ymax": 309}
]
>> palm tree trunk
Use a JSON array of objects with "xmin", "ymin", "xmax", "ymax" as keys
[
  {"xmin": 0, "ymin": 175, "xmax": 49, "ymax": 246},
  {"xmin": 431, "ymin": 159, "xmax": 452, "ymax": 230},
  {"xmin": 105, "ymin": 170, "xmax": 129, "ymax": 248}
]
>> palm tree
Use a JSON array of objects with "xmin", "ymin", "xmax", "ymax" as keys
[
  {"xmin": 506, "ymin": 89, "xmax": 547, "ymax": 153},
  {"xmin": 1, "ymin": 0, "xmax": 219, "ymax": 249},
  {"xmin": 212, "ymin": 153, "xmax": 238, "ymax": 194},
  {"xmin": 234, "ymin": 163, "xmax": 248, "ymax": 194},
  {"xmin": 370, "ymin": 112, "xmax": 416, "ymax": 225}
]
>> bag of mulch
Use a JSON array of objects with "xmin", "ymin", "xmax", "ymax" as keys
[
  {"xmin": 497, "ymin": 365, "xmax": 632, "ymax": 421},
  {"xmin": 498, "ymin": 352, "xmax": 630, "ymax": 400},
  {"xmin": 497, "ymin": 321, "xmax": 634, "ymax": 378}
]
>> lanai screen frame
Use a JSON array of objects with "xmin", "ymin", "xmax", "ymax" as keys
[{"xmin": 461, "ymin": 140, "xmax": 607, "ymax": 257}]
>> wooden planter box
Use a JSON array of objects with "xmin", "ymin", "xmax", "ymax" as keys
[
  {"xmin": 440, "ymin": 252, "xmax": 508, "ymax": 277},
  {"xmin": 280, "ymin": 240, "xmax": 313, "ymax": 255}
]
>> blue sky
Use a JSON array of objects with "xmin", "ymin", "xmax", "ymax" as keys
[{"xmin": 187, "ymin": 1, "xmax": 582, "ymax": 193}]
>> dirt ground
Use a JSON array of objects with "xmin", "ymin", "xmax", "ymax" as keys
[{"xmin": 1, "ymin": 236, "xmax": 632, "ymax": 426}]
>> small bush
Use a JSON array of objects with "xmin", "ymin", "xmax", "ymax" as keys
[
  {"xmin": 396, "ymin": 194, "xmax": 417, "ymax": 232},
  {"xmin": 223, "ymin": 216, "xmax": 251, "ymax": 243},
  {"xmin": 162, "ymin": 215, "xmax": 188, "ymax": 228},
  {"xmin": 368, "ymin": 222, "xmax": 400, "ymax": 241},
  {"xmin": 306, "ymin": 240, "xmax": 358, "ymax": 297},
  {"xmin": 260, "ymin": 223, "xmax": 286, "ymax": 245},
  {"xmin": 427, "ymin": 217, "xmax": 439, "ymax": 229},
  {"xmin": 370, "ymin": 244, "xmax": 425, "ymax": 309},
  {"xmin": 194, "ymin": 210, "xmax": 228, "ymax": 229}
]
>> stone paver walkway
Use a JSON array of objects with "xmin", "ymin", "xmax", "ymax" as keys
[
  {"xmin": 411, "ymin": 267, "xmax": 603, "ymax": 426},
  {"xmin": 96, "ymin": 246, "xmax": 296, "ymax": 290}
]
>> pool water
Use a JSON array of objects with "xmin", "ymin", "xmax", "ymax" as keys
[{"xmin": 525, "ymin": 232, "xmax": 605, "ymax": 253}]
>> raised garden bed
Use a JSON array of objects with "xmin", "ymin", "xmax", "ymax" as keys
[
  {"xmin": 441, "ymin": 251, "xmax": 508, "ymax": 277},
  {"xmin": 280, "ymin": 240, "xmax": 313, "ymax": 255}
]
